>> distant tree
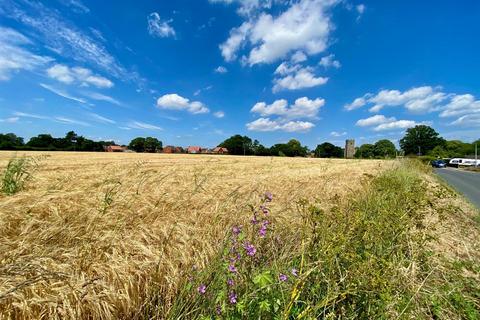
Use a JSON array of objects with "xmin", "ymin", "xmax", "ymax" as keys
[
  {"xmin": 252, "ymin": 139, "xmax": 271, "ymax": 156},
  {"xmin": 355, "ymin": 144, "xmax": 375, "ymax": 159},
  {"xmin": 219, "ymin": 135, "xmax": 254, "ymax": 155},
  {"xmin": 314, "ymin": 142, "xmax": 343, "ymax": 158},
  {"xmin": 373, "ymin": 139, "xmax": 396, "ymax": 158},
  {"xmin": 271, "ymin": 139, "xmax": 308, "ymax": 157},
  {"xmin": 129, "ymin": 137, "xmax": 146, "ymax": 152},
  {"xmin": 0, "ymin": 133, "xmax": 24, "ymax": 150},
  {"xmin": 27, "ymin": 134, "xmax": 55, "ymax": 149},
  {"xmin": 144, "ymin": 137, "xmax": 162, "ymax": 153},
  {"xmin": 400, "ymin": 125, "xmax": 446, "ymax": 155}
]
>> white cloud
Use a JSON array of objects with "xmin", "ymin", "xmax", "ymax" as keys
[
  {"xmin": 54, "ymin": 116, "xmax": 89, "ymax": 126},
  {"xmin": 272, "ymin": 62, "xmax": 328, "ymax": 92},
  {"xmin": 251, "ymin": 97, "xmax": 324, "ymax": 119},
  {"xmin": 89, "ymin": 112, "xmax": 116, "ymax": 124},
  {"xmin": 147, "ymin": 12, "xmax": 175, "ymax": 38},
  {"xmin": 373, "ymin": 120, "xmax": 419, "ymax": 131},
  {"xmin": 346, "ymin": 86, "xmax": 448, "ymax": 113},
  {"xmin": 319, "ymin": 54, "xmax": 341, "ymax": 68},
  {"xmin": 60, "ymin": 0, "xmax": 90, "ymax": 13},
  {"xmin": 47, "ymin": 64, "xmax": 113, "ymax": 88},
  {"xmin": 219, "ymin": 0, "xmax": 339, "ymax": 65},
  {"xmin": 330, "ymin": 131, "xmax": 346, "ymax": 137},
  {"xmin": 213, "ymin": 111, "xmax": 225, "ymax": 118},
  {"xmin": 0, "ymin": 117, "xmax": 19, "ymax": 123},
  {"xmin": 157, "ymin": 93, "xmax": 210, "ymax": 114},
  {"xmin": 13, "ymin": 111, "xmax": 48, "ymax": 120},
  {"xmin": 39, "ymin": 83, "xmax": 86, "ymax": 103},
  {"xmin": 439, "ymin": 94, "xmax": 480, "ymax": 117},
  {"xmin": 248, "ymin": 96, "xmax": 323, "ymax": 132},
  {"xmin": 291, "ymin": 51, "xmax": 307, "ymax": 63},
  {"xmin": 356, "ymin": 115, "xmax": 395, "ymax": 127},
  {"xmin": 356, "ymin": 114, "xmax": 422, "ymax": 131},
  {"xmin": 127, "ymin": 121, "xmax": 163, "ymax": 130},
  {"xmin": 450, "ymin": 114, "xmax": 480, "ymax": 127},
  {"xmin": 215, "ymin": 66, "xmax": 228, "ymax": 73},
  {"xmin": 246, "ymin": 117, "xmax": 315, "ymax": 132},
  {"xmin": 83, "ymin": 92, "xmax": 121, "ymax": 106},
  {"xmin": 209, "ymin": 0, "xmax": 274, "ymax": 17},
  {"xmin": 0, "ymin": 27, "xmax": 52, "ymax": 81},
  {"xmin": 356, "ymin": 4, "xmax": 365, "ymax": 20}
]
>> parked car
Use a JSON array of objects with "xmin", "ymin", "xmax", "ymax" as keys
[{"xmin": 431, "ymin": 159, "xmax": 446, "ymax": 168}]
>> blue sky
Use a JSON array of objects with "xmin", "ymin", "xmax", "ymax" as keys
[{"xmin": 0, "ymin": 0, "xmax": 479, "ymax": 148}]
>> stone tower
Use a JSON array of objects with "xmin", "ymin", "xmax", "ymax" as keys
[{"xmin": 344, "ymin": 139, "xmax": 355, "ymax": 159}]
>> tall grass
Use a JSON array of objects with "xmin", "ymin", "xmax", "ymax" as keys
[{"xmin": 1, "ymin": 155, "xmax": 38, "ymax": 195}]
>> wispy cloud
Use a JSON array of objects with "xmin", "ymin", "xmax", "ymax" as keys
[
  {"xmin": 0, "ymin": 0, "xmax": 136, "ymax": 81},
  {"xmin": 54, "ymin": 116, "xmax": 89, "ymax": 126},
  {"xmin": 47, "ymin": 64, "xmax": 113, "ymax": 88},
  {"xmin": 82, "ymin": 91, "xmax": 121, "ymax": 106},
  {"xmin": 147, "ymin": 12, "xmax": 176, "ymax": 38},
  {"xmin": 88, "ymin": 112, "xmax": 116, "ymax": 124},
  {"xmin": 0, "ymin": 27, "xmax": 52, "ymax": 81},
  {"xmin": 127, "ymin": 121, "xmax": 163, "ymax": 130},
  {"xmin": 0, "ymin": 116, "xmax": 19, "ymax": 123},
  {"xmin": 13, "ymin": 111, "xmax": 48, "ymax": 119},
  {"xmin": 39, "ymin": 83, "xmax": 86, "ymax": 103}
]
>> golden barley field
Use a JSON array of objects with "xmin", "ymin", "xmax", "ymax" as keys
[{"xmin": 0, "ymin": 151, "xmax": 390, "ymax": 319}]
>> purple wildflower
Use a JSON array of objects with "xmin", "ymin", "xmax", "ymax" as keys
[
  {"xmin": 291, "ymin": 268, "xmax": 298, "ymax": 277},
  {"xmin": 228, "ymin": 264, "xmax": 237, "ymax": 273},
  {"xmin": 232, "ymin": 225, "xmax": 242, "ymax": 236},
  {"xmin": 229, "ymin": 291, "xmax": 238, "ymax": 304},
  {"xmin": 227, "ymin": 278, "xmax": 234, "ymax": 286},
  {"xmin": 265, "ymin": 191, "xmax": 273, "ymax": 202},
  {"xmin": 251, "ymin": 214, "xmax": 259, "ymax": 225},
  {"xmin": 243, "ymin": 242, "xmax": 257, "ymax": 256},
  {"xmin": 259, "ymin": 226, "xmax": 267, "ymax": 238},
  {"xmin": 216, "ymin": 304, "xmax": 222, "ymax": 315},
  {"xmin": 260, "ymin": 205, "xmax": 269, "ymax": 215},
  {"xmin": 279, "ymin": 274, "xmax": 288, "ymax": 282},
  {"xmin": 197, "ymin": 284, "xmax": 206, "ymax": 295}
]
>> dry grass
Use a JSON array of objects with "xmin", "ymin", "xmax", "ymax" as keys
[{"xmin": 0, "ymin": 152, "xmax": 390, "ymax": 319}]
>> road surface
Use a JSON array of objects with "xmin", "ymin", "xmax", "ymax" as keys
[{"xmin": 435, "ymin": 168, "xmax": 480, "ymax": 209}]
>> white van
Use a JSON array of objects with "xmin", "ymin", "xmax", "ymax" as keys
[{"xmin": 449, "ymin": 158, "xmax": 480, "ymax": 167}]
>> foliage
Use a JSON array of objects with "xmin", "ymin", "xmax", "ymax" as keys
[
  {"xmin": 218, "ymin": 135, "xmax": 254, "ymax": 155},
  {"xmin": 270, "ymin": 139, "xmax": 309, "ymax": 157},
  {"xmin": 1, "ymin": 156, "xmax": 39, "ymax": 195},
  {"xmin": 400, "ymin": 125, "xmax": 446, "ymax": 155},
  {"xmin": 355, "ymin": 143, "xmax": 375, "ymax": 158},
  {"xmin": 145, "ymin": 137, "xmax": 163, "ymax": 153},
  {"xmin": 23, "ymin": 131, "xmax": 115, "ymax": 151},
  {"xmin": 314, "ymin": 142, "xmax": 343, "ymax": 158},
  {"xmin": 0, "ymin": 133, "xmax": 24, "ymax": 150},
  {"xmin": 373, "ymin": 139, "xmax": 396, "ymax": 158}
]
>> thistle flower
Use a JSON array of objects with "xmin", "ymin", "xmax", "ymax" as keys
[
  {"xmin": 197, "ymin": 284, "xmax": 206, "ymax": 294},
  {"xmin": 227, "ymin": 278, "xmax": 234, "ymax": 287},
  {"xmin": 228, "ymin": 264, "xmax": 237, "ymax": 273},
  {"xmin": 229, "ymin": 291, "xmax": 237, "ymax": 304},
  {"xmin": 279, "ymin": 274, "xmax": 288, "ymax": 282},
  {"xmin": 265, "ymin": 191, "xmax": 273, "ymax": 202},
  {"xmin": 243, "ymin": 242, "xmax": 256, "ymax": 256},
  {"xmin": 259, "ymin": 226, "xmax": 267, "ymax": 238}
]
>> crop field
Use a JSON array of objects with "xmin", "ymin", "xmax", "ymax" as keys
[{"xmin": 0, "ymin": 152, "xmax": 391, "ymax": 319}]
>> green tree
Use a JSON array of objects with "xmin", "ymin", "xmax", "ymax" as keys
[
  {"xmin": 270, "ymin": 139, "xmax": 308, "ymax": 157},
  {"xmin": 314, "ymin": 142, "xmax": 343, "ymax": 158},
  {"xmin": 373, "ymin": 139, "xmax": 396, "ymax": 158},
  {"xmin": 27, "ymin": 134, "xmax": 55, "ymax": 149},
  {"xmin": 355, "ymin": 144, "xmax": 375, "ymax": 158},
  {"xmin": 129, "ymin": 137, "xmax": 146, "ymax": 152},
  {"xmin": 219, "ymin": 135, "xmax": 254, "ymax": 155},
  {"xmin": 252, "ymin": 140, "xmax": 271, "ymax": 156},
  {"xmin": 400, "ymin": 125, "xmax": 446, "ymax": 155},
  {"xmin": 144, "ymin": 137, "xmax": 162, "ymax": 153},
  {"xmin": 0, "ymin": 133, "xmax": 24, "ymax": 150}
]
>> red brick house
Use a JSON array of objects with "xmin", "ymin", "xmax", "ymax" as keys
[
  {"xmin": 187, "ymin": 146, "xmax": 202, "ymax": 154},
  {"xmin": 163, "ymin": 146, "xmax": 175, "ymax": 153},
  {"xmin": 105, "ymin": 145, "xmax": 127, "ymax": 152},
  {"xmin": 212, "ymin": 147, "xmax": 229, "ymax": 154}
]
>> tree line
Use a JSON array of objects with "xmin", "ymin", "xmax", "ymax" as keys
[{"xmin": 1, "ymin": 125, "xmax": 477, "ymax": 158}]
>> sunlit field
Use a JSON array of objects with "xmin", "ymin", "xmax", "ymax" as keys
[{"xmin": 0, "ymin": 152, "xmax": 389, "ymax": 319}]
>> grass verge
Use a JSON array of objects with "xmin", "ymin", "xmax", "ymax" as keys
[{"xmin": 143, "ymin": 160, "xmax": 480, "ymax": 319}]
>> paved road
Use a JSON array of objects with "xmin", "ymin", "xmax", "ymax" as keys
[{"xmin": 435, "ymin": 168, "xmax": 480, "ymax": 209}]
